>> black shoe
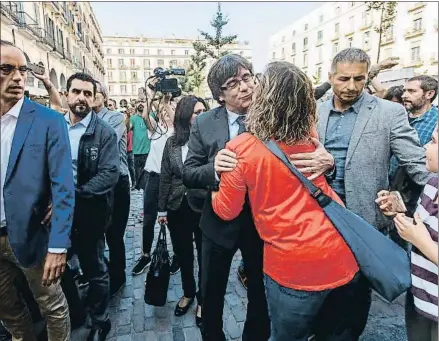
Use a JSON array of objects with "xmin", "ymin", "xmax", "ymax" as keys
[
  {"xmin": 77, "ymin": 274, "xmax": 89, "ymax": 289},
  {"xmin": 132, "ymin": 255, "xmax": 151, "ymax": 276},
  {"xmin": 174, "ymin": 297, "xmax": 194, "ymax": 316},
  {"xmin": 87, "ymin": 319, "xmax": 111, "ymax": 341},
  {"xmin": 195, "ymin": 305, "xmax": 203, "ymax": 329},
  {"xmin": 237, "ymin": 264, "xmax": 248, "ymax": 290},
  {"xmin": 110, "ymin": 276, "xmax": 126, "ymax": 297},
  {"xmin": 169, "ymin": 255, "xmax": 180, "ymax": 275}
]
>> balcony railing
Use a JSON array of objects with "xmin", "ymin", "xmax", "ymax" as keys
[
  {"xmin": 16, "ymin": 11, "xmax": 42, "ymax": 39},
  {"xmin": 0, "ymin": 2, "xmax": 21, "ymax": 24},
  {"xmin": 380, "ymin": 35, "xmax": 395, "ymax": 46},
  {"xmin": 63, "ymin": 50, "xmax": 72, "ymax": 62},
  {"xmin": 331, "ymin": 33, "xmax": 340, "ymax": 41},
  {"xmin": 53, "ymin": 43, "xmax": 64, "ymax": 56},
  {"xmin": 404, "ymin": 27, "xmax": 426, "ymax": 39},
  {"xmin": 405, "ymin": 59, "xmax": 424, "ymax": 68},
  {"xmin": 360, "ymin": 21, "xmax": 373, "ymax": 31},
  {"xmin": 45, "ymin": 2, "xmax": 60, "ymax": 13},
  {"xmin": 408, "ymin": 2, "xmax": 426, "ymax": 12}
]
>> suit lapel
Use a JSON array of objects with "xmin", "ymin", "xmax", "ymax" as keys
[
  {"xmin": 214, "ymin": 106, "xmax": 230, "ymax": 150},
  {"xmin": 318, "ymin": 102, "xmax": 331, "ymax": 143},
  {"xmin": 5, "ymin": 98, "xmax": 36, "ymax": 184},
  {"xmin": 345, "ymin": 94, "xmax": 376, "ymax": 166}
]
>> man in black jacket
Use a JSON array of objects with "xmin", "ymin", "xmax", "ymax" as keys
[
  {"xmin": 64, "ymin": 73, "xmax": 119, "ymax": 341},
  {"xmin": 183, "ymin": 55, "xmax": 270, "ymax": 341}
]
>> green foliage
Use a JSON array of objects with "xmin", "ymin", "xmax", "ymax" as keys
[
  {"xmin": 187, "ymin": 49, "xmax": 208, "ymax": 95},
  {"xmin": 367, "ymin": 1, "xmax": 397, "ymax": 34},
  {"xmin": 366, "ymin": 1, "xmax": 398, "ymax": 62},
  {"xmin": 193, "ymin": 2, "xmax": 238, "ymax": 60}
]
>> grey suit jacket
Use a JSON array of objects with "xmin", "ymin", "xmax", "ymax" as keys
[{"xmin": 318, "ymin": 92, "xmax": 430, "ymax": 230}]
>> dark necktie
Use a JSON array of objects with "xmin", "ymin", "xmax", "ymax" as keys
[{"xmin": 237, "ymin": 115, "xmax": 246, "ymax": 135}]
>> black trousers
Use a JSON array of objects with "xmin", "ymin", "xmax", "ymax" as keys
[
  {"xmin": 143, "ymin": 172, "xmax": 160, "ymax": 254},
  {"xmin": 71, "ymin": 232, "xmax": 109, "ymax": 328},
  {"xmin": 167, "ymin": 196, "xmax": 202, "ymax": 303},
  {"xmin": 134, "ymin": 154, "xmax": 148, "ymax": 190},
  {"xmin": 127, "ymin": 151, "xmax": 135, "ymax": 187},
  {"xmin": 201, "ymin": 223, "xmax": 270, "ymax": 341},
  {"xmin": 106, "ymin": 174, "xmax": 130, "ymax": 282}
]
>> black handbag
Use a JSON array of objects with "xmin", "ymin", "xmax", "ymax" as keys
[
  {"xmin": 144, "ymin": 223, "xmax": 171, "ymax": 306},
  {"xmin": 263, "ymin": 140, "xmax": 411, "ymax": 302}
]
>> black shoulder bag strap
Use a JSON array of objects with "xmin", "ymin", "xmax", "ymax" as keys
[{"xmin": 263, "ymin": 140, "xmax": 332, "ymax": 208}]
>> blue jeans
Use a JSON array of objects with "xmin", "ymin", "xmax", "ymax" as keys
[{"xmin": 264, "ymin": 272, "xmax": 369, "ymax": 341}]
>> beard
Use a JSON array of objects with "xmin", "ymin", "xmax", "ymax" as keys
[
  {"xmin": 69, "ymin": 101, "xmax": 91, "ymax": 118},
  {"xmin": 404, "ymin": 97, "xmax": 427, "ymax": 113}
]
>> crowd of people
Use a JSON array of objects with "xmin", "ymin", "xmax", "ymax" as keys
[{"xmin": 0, "ymin": 36, "xmax": 437, "ymax": 341}]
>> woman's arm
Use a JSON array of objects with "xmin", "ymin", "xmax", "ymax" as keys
[{"xmin": 212, "ymin": 148, "xmax": 247, "ymax": 221}]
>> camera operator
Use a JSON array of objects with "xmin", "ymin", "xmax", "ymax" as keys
[
  {"xmin": 130, "ymin": 99, "xmax": 151, "ymax": 190},
  {"xmin": 132, "ymin": 78, "xmax": 180, "ymax": 276}
]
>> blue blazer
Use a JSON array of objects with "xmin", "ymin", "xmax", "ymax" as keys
[{"xmin": 3, "ymin": 98, "xmax": 75, "ymax": 267}]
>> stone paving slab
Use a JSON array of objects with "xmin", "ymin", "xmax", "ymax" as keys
[{"xmin": 73, "ymin": 190, "xmax": 407, "ymax": 341}]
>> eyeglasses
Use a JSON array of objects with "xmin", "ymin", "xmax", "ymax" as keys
[
  {"xmin": 0, "ymin": 64, "xmax": 29, "ymax": 76},
  {"xmin": 220, "ymin": 73, "xmax": 254, "ymax": 91}
]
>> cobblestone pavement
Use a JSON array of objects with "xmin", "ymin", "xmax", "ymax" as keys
[{"xmin": 73, "ymin": 190, "xmax": 407, "ymax": 341}]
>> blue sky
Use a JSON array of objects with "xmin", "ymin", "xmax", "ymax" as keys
[{"xmin": 91, "ymin": 1, "xmax": 322, "ymax": 71}]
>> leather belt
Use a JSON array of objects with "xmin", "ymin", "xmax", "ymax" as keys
[{"xmin": 0, "ymin": 226, "xmax": 7, "ymax": 236}]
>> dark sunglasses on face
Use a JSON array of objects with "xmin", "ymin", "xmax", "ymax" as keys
[
  {"xmin": 0, "ymin": 64, "xmax": 29, "ymax": 75},
  {"xmin": 220, "ymin": 73, "xmax": 254, "ymax": 91}
]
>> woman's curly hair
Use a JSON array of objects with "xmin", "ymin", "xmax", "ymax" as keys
[{"xmin": 247, "ymin": 61, "xmax": 317, "ymax": 144}]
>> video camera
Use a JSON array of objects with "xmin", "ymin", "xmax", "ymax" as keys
[{"xmin": 147, "ymin": 67, "xmax": 185, "ymax": 98}]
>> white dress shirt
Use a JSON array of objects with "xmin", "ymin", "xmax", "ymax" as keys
[
  {"xmin": 182, "ymin": 143, "xmax": 189, "ymax": 164},
  {"xmin": 64, "ymin": 112, "xmax": 92, "ymax": 184},
  {"xmin": 1, "ymin": 98, "xmax": 64, "ymax": 253},
  {"xmin": 144, "ymin": 125, "xmax": 174, "ymax": 174},
  {"xmin": 1, "ymin": 98, "xmax": 24, "ymax": 227}
]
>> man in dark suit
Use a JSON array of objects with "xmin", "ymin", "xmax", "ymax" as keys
[
  {"xmin": 0, "ymin": 40, "xmax": 74, "ymax": 340},
  {"xmin": 183, "ymin": 54, "xmax": 270, "ymax": 341}
]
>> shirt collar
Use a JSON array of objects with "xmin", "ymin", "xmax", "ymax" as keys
[
  {"xmin": 410, "ymin": 105, "xmax": 438, "ymax": 123},
  {"xmin": 226, "ymin": 109, "xmax": 245, "ymax": 125},
  {"xmin": 330, "ymin": 92, "xmax": 365, "ymax": 115},
  {"xmin": 96, "ymin": 106, "xmax": 108, "ymax": 117},
  {"xmin": 64, "ymin": 111, "xmax": 92, "ymax": 128},
  {"xmin": 5, "ymin": 97, "xmax": 24, "ymax": 119}
]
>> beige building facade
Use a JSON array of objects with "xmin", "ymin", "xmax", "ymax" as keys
[
  {"xmin": 269, "ymin": 1, "xmax": 438, "ymax": 84},
  {"xmin": 103, "ymin": 36, "xmax": 252, "ymax": 105},
  {"xmin": 1, "ymin": 1, "xmax": 105, "ymax": 96}
]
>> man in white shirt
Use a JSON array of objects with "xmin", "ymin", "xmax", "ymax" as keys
[{"xmin": 0, "ymin": 40, "xmax": 74, "ymax": 340}]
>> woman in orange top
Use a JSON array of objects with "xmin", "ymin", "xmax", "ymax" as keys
[{"xmin": 212, "ymin": 61, "xmax": 360, "ymax": 341}]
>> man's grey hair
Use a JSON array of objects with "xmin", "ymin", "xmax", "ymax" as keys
[
  {"xmin": 330, "ymin": 48, "xmax": 371, "ymax": 74},
  {"xmin": 95, "ymin": 80, "xmax": 108, "ymax": 98},
  {"xmin": 407, "ymin": 75, "xmax": 438, "ymax": 103},
  {"xmin": 207, "ymin": 54, "xmax": 253, "ymax": 105}
]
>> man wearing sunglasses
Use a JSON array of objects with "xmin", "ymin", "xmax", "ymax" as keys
[
  {"xmin": 183, "ymin": 54, "xmax": 270, "ymax": 341},
  {"xmin": 0, "ymin": 40, "xmax": 74, "ymax": 340}
]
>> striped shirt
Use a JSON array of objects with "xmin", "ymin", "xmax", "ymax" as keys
[{"xmin": 411, "ymin": 176, "xmax": 438, "ymax": 321}]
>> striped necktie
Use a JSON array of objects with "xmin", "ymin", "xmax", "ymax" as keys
[{"xmin": 237, "ymin": 115, "xmax": 246, "ymax": 135}]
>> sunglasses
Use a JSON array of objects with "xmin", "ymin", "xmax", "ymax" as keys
[{"xmin": 0, "ymin": 64, "xmax": 29, "ymax": 75}]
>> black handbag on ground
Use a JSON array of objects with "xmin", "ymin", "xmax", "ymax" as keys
[
  {"xmin": 144, "ymin": 223, "xmax": 170, "ymax": 306},
  {"xmin": 263, "ymin": 140, "xmax": 411, "ymax": 302}
]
